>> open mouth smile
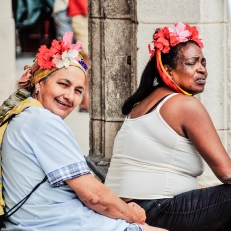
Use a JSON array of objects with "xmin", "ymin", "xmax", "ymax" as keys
[{"xmin": 55, "ymin": 99, "xmax": 72, "ymax": 107}]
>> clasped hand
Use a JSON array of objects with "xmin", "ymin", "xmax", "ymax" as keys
[{"xmin": 128, "ymin": 202, "xmax": 146, "ymax": 224}]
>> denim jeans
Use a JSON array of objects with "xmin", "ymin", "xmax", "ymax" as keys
[
  {"xmin": 53, "ymin": 10, "xmax": 74, "ymax": 40},
  {"xmin": 131, "ymin": 184, "xmax": 231, "ymax": 231}
]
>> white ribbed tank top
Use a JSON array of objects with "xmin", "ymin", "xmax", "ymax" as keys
[{"xmin": 105, "ymin": 94, "xmax": 204, "ymax": 199}]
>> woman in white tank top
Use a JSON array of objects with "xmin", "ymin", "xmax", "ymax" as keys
[{"xmin": 105, "ymin": 22, "xmax": 231, "ymax": 231}]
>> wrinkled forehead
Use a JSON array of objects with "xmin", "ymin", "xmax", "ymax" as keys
[
  {"xmin": 32, "ymin": 63, "xmax": 86, "ymax": 85},
  {"xmin": 48, "ymin": 65, "xmax": 86, "ymax": 83},
  {"xmin": 177, "ymin": 43, "xmax": 204, "ymax": 60}
]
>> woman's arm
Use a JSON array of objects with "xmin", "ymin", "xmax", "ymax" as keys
[
  {"xmin": 140, "ymin": 224, "xmax": 168, "ymax": 231},
  {"xmin": 66, "ymin": 174, "xmax": 146, "ymax": 224},
  {"xmin": 177, "ymin": 97, "xmax": 231, "ymax": 183}
]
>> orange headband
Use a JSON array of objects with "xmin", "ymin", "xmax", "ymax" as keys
[
  {"xmin": 156, "ymin": 50, "xmax": 192, "ymax": 96},
  {"xmin": 148, "ymin": 22, "xmax": 203, "ymax": 96}
]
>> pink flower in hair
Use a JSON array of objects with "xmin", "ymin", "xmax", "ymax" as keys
[
  {"xmin": 168, "ymin": 22, "xmax": 191, "ymax": 45},
  {"xmin": 149, "ymin": 22, "xmax": 204, "ymax": 58},
  {"xmin": 36, "ymin": 32, "xmax": 88, "ymax": 70},
  {"xmin": 63, "ymin": 31, "xmax": 73, "ymax": 44},
  {"xmin": 63, "ymin": 32, "xmax": 82, "ymax": 52},
  {"xmin": 70, "ymin": 41, "xmax": 82, "ymax": 52}
]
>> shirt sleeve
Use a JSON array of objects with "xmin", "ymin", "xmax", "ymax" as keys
[
  {"xmin": 32, "ymin": 115, "xmax": 91, "ymax": 187},
  {"xmin": 125, "ymin": 223, "xmax": 143, "ymax": 231}
]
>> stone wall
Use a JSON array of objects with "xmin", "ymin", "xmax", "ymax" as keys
[
  {"xmin": 89, "ymin": 0, "xmax": 231, "ymax": 185},
  {"xmin": 0, "ymin": 0, "xmax": 15, "ymax": 104},
  {"xmin": 88, "ymin": 0, "xmax": 138, "ymax": 174}
]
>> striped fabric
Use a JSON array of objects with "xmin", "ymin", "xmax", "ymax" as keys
[
  {"xmin": 126, "ymin": 223, "xmax": 143, "ymax": 231},
  {"xmin": 47, "ymin": 162, "xmax": 91, "ymax": 187}
]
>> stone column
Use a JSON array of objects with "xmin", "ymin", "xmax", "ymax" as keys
[
  {"xmin": 89, "ymin": 0, "xmax": 231, "ymax": 186},
  {"xmin": 88, "ymin": 0, "xmax": 137, "ymax": 174},
  {"xmin": 0, "ymin": 0, "xmax": 15, "ymax": 103}
]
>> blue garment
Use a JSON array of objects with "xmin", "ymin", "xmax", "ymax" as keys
[
  {"xmin": 1, "ymin": 106, "xmax": 141, "ymax": 231},
  {"xmin": 53, "ymin": 10, "xmax": 74, "ymax": 40}
]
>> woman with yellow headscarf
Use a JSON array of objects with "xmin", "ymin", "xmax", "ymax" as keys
[{"xmin": 0, "ymin": 32, "xmax": 166, "ymax": 231}]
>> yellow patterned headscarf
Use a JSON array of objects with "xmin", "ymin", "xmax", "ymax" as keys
[
  {"xmin": 18, "ymin": 61, "xmax": 86, "ymax": 90},
  {"xmin": 0, "ymin": 31, "xmax": 88, "ymax": 216},
  {"xmin": 18, "ymin": 31, "xmax": 88, "ymax": 90}
]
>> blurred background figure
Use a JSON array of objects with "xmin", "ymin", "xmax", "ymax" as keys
[
  {"xmin": 68, "ymin": 0, "xmax": 89, "ymax": 113},
  {"xmin": 12, "ymin": 0, "xmax": 55, "ymax": 53},
  {"xmin": 53, "ymin": 0, "xmax": 74, "ymax": 41}
]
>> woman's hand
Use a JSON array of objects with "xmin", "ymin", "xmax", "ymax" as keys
[
  {"xmin": 66, "ymin": 174, "xmax": 146, "ymax": 224},
  {"xmin": 140, "ymin": 223, "xmax": 168, "ymax": 231},
  {"xmin": 127, "ymin": 202, "xmax": 146, "ymax": 224}
]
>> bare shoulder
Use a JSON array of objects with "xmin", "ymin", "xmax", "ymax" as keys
[
  {"xmin": 168, "ymin": 94, "xmax": 202, "ymax": 105},
  {"xmin": 160, "ymin": 94, "xmax": 211, "ymax": 137},
  {"xmin": 162, "ymin": 94, "xmax": 207, "ymax": 116}
]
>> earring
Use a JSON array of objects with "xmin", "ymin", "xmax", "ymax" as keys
[
  {"xmin": 153, "ymin": 77, "xmax": 159, "ymax": 86},
  {"xmin": 35, "ymin": 88, "xmax": 39, "ymax": 94}
]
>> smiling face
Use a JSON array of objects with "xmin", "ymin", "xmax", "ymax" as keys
[
  {"xmin": 34, "ymin": 66, "xmax": 85, "ymax": 119},
  {"xmin": 165, "ymin": 42, "xmax": 208, "ymax": 95}
]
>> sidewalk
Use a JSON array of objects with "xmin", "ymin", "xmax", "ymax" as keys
[{"xmin": 16, "ymin": 54, "xmax": 89, "ymax": 156}]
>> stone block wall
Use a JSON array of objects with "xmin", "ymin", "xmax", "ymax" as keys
[{"xmin": 0, "ymin": 0, "xmax": 15, "ymax": 104}]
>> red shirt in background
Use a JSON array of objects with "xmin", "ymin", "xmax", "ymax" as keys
[{"xmin": 67, "ymin": 0, "xmax": 88, "ymax": 16}]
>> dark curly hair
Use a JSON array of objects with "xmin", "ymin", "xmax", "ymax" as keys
[{"xmin": 121, "ymin": 40, "xmax": 198, "ymax": 115}]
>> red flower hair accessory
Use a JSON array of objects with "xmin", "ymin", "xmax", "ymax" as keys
[
  {"xmin": 148, "ymin": 22, "xmax": 203, "ymax": 57},
  {"xmin": 17, "ymin": 32, "xmax": 88, "ymax": 90},
  {"xmin": 36, "ymin": 32, "xmax": 88, "ymax": 71},
  {"xmin": 147, "ymin": 22, "xmax": 204, "ymax": 96}
]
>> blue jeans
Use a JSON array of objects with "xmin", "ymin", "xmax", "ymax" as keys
[
  {"xmin": 131, "ymin": 184, "xmax": 231, "ymax": 231},
  {"xmin": 53, "ymin": 10, "xmax": 74, "ymax": 41}
]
